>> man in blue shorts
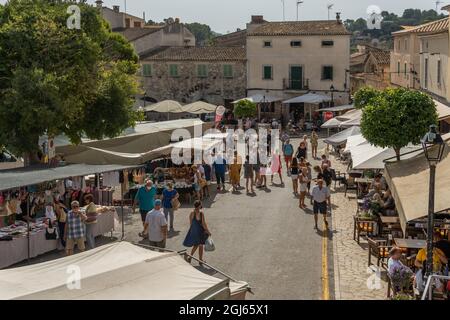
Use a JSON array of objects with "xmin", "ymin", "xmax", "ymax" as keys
[{"xmin": 311, "ymin": 179, "xmax": 331, "ymax": 230}]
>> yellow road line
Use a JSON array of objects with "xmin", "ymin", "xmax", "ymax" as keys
[{"xmin": 322, "ymin": 221, "xmax": 330, "ymax": 300}]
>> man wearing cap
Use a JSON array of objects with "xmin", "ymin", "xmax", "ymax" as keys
[
  {"xmin": 311, "ymin": 179, "xmax": 331, "ymax": 230},
  {"xmin": 133, "ymin": 179, "xmax": 157, "ymax": 228},
  {"xmin": 141, "ymin": 199, "xmax": 168, "ymax": 249}
]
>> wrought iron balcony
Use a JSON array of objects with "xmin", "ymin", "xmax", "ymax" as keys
[{"xmin": 283, "ymin": 78, "xmax": 309, "ymax": 91}]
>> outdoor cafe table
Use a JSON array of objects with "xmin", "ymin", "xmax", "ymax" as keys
[
  {"xmin": 380, "ymin": 216, "xmax": 400, "ymax": 224},
  {"xmin": 379, "ymin": 216, "xmax": 401, "ymax": 237},
  {"xmin": 394, "ymin": 238, "xmax": 426, "ymax": 255}
]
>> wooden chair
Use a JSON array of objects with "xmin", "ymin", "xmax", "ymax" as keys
[
  {"xmin": 367, "ymin": 237, "xmax": 390, "ymax": 268},
  {"xmin": 354, "ymin": 216, "xmax": 378, "ymax": 244},
  {"xmin": 330, "ymin": 168, "xmax": 346, "ymax": 189},
  {"xmin": 343, "ymin": 176, "xmax": 358, "ymax": 197}
]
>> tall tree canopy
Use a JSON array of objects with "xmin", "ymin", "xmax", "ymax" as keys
[
  {"xmin": 359, "ymin": 87, "xmax": 438, "ymax": 160},
  {"xmin": 233, "ymin": 100, "xmax": 257, "ymax": 119},
  {"xmin": 0, "ymin": 0, "xmax": 141, "ymax": 163},
  {"xmin": 146, "ymin": 18, "xmax": 220, "ymax": 46},
  {"xmin": 345, "ymin": 8, "xmax": 446, "ymax": 49}
]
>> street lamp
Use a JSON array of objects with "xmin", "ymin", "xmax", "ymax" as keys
[
  {"xmin": 143, "ymin": 91, "xmax": 147, "ymax": 108},
  {"xmin": 421, "ymin": 124, "xmax": 446, "ymax": 277},
  {"xmin": 330, "ymin": 84, "xmax": 335, "ymax": 107}
]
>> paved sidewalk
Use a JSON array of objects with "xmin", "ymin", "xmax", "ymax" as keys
[{"xmin": 329, "ymin": 152, "xmax": 387, "ymax": 300}]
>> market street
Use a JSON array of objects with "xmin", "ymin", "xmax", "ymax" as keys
[{"xmin": 124, "ymin": 138, "xmax": 334, "ymax": 300}]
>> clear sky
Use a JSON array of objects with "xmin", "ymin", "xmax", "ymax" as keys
[{"xmin": 0, "ymin": 0, "xmax": 445, "ymax": 34}]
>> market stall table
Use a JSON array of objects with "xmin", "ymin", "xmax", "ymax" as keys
[
  {"xmin": 379, "ymin": 216, "xmax": 401, "ymax": 238},
  {"xmin": 0, "ymin": 210, "xmax": 116, "ymax": 269}
]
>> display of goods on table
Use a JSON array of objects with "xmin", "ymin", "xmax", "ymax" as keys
[{"xmin": 0, "ymin": 218, "xmax": 48, "ymax": 240}]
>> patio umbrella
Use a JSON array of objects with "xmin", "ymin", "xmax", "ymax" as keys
[
  {"xmin": 323, "ymin": 126, "xmax": 361, "ymax": 146},
  {"xmin": 321, "ymin": 117, "xmax": 343, "ymax": 129},
  {"xmin": 232, "ymin": 94, "xmax": 281, "ymax": 104},
  {"xmin": 344, "ymin": 134, "xmax": 367, "ymax": 153},
  {"xmin": 182, "ymin": 101, "xmax": 217, "ymax": 114},
  {"xmin": 144, "ymin": 100, "xmax": 184, "ymax": 120}
]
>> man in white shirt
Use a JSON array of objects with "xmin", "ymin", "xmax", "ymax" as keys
[
  {"xmin": 141, "ymin": 199, "xmax": 168, "ymax": 248},
  {"xmin": 311, "ymin": 179, "xmax": 331, "ymax": 230}
]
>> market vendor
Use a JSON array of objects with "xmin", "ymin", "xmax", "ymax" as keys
[
  {"xmin": 30, "ymin": 193, "xmax": 46, "ymax": 220},
  {"xmin": 54, "ymin": 200, "xmax": 68, "ymax": 248},
  {"xmin": 153, "ymin": 167, "xmax": 166, "ymax": 183},
  {"xmin": 83, "ymin": 194, "xmax": 98, "ymax": 250}
]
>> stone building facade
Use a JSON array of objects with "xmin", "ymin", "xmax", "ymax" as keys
[
  {"xmin": 139, "ymin": 47, "xmax": 246, "ymax": 107},
  {"xmin": 245, "ymin": 15, "xmax": 351, "ymax": 122}
]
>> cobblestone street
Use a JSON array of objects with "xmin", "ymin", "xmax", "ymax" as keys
[{"xmin": 329, "ymin": 152, "xmax": 387, "ymax": 300}]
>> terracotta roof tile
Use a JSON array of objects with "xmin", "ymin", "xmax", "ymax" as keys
[
  {"xmin": 368, "ymin": 48, "xmax": 390, "ymax": 65},
  {"xmin": 247, "ymin": 20, "xmax": 351, "ymax": 36},
  {"xmin": 142, "ymin": 46, "xmax": 246, "ymax": 61},
  {"xmin": 393, "ymin": 18, "xmax": 449, "ymax": 35},
  {"xmin": 118, "ymin": 27, "xmax": 163, "ymax": 41},
  {"xmin": 212, "ymin": 29, "xmax": 247, "ymax": 47}
]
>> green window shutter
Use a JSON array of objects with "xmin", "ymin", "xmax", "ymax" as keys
[
  {"xmin": 169, "ymin": 64, "xmax": 178, "ymax": 77},
  {"xmin": 223, "ymin": 65, "xmax": 233, "ymax": 78},
  {"xmin": 322, "ymin": 66, "xmax": 333, "ymax": 80},
  {"xmin": 263, "ymin": 66, "xmax": 272, "ymax": 79},
  {"xmin": 198, "ymin": 65, "xmax": 207, "ymax": 77},
  {"xmin": 142, "ymin": 64, "xmax": 152, "ymax": 77}
]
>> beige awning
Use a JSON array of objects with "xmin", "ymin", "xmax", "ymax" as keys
[
  {"xmin": 385, "ymin": 134, "xmax": 450, "ymax": 232},
  {"xmin": 56, "ymin": 119, "xmax": 204, "ymax": 165},
  {"xmin": 434, "ymin": 99, "xmax": 450, "ymax": 121}
]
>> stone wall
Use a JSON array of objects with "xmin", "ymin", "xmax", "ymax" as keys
[{"xmin": 140, "ymin": 60, "xmax": 246, "ymax": 106}]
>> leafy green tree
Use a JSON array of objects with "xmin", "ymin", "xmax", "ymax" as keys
[
  {"xmin": 354, "ymin": 87, "xmax": 381, "ymax": 109},
  {"xmin": 233, "ymin": 100, "xmax": 257, "ymax": 119},
  {"xmin": 185, "ymin": 22, "xmax": 216, "ymax": 46},
  {"xmin": 359, "ymin": 88, "xmax": 438, "ymax": 160},
  {"xmin": 0, "ymin": 0, "xmax": 140, "ymax": 165}
]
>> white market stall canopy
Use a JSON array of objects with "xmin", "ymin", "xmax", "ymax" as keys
[
  {"xmin": 60, "ymin": 146, "xmax": 171, "ymax": 166},
  {"xmin": 339, "ymin": 117, "xmax": 361, "ymax": 128},
  {"xmin": 283, "ymin": 93, "xmax": 331, "ymax": 104},
  {"xmin": 321, "ymin": 117, "xmax": 344, "ymax": 129},
  {"xmin": 143, "ymin": 100, "xmax": 184, "ymax": 113},
  {"xmin": 0, "ymin": 163, "xmax": 140, "ymax": 192},
  {"xmin": 182, "ymin": 101, "xmax": 217, "ymax": 114},
  {"xmin": 0, "ymin": 242, "xmax": 248, "ymax": 300},
  {"xmin": 56, "ymin": 119, "xmax": 204, "ymax": 165},
  {"xmin": 351, "ymin": 143, "xmax": 422, "ymax": 170},
  {"xmin": 344, "ymin": 134, "xmax": 367, "ymax": 153},
  {"xmin": 320, "ymin": 104, "xmax": 355, "ymax": 112},
  {"xmin": 434, "ymin": 99, "xmax": 450, "ymax": 121},
  {"xmin": 165, "ymin": 137, "xmax": 223, "ymax": 153},
  {"xmin": 385, "ymin": 134, "xmax": 450, "ymax": 232},
  {"xmin": 337, "ymin": 109, "xmax": 362, "ymax": 128},
  {"xmin": 324, "ymin": 126, "xmax": 361, "ymax": 146},
  {"xmin": 233, "ymin": 94, "xmax": 281, "ymax": 104}
]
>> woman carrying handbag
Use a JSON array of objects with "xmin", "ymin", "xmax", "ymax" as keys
[{"xmin": 183, "ymin": 200, "xmax": 211, "ymax": 265}]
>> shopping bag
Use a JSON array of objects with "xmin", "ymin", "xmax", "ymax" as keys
[
  {"xmin": 205, "ymin": 236, "xmax": 215, "ymax": 252},
  {"xmin": 171, "ymin": 198, "xmax": 181, "ymax": 211}
]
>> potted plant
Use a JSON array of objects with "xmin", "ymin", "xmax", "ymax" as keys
[{"xmin": 389, "ymin": 264, "xmax": 414, "ymax": 298}]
